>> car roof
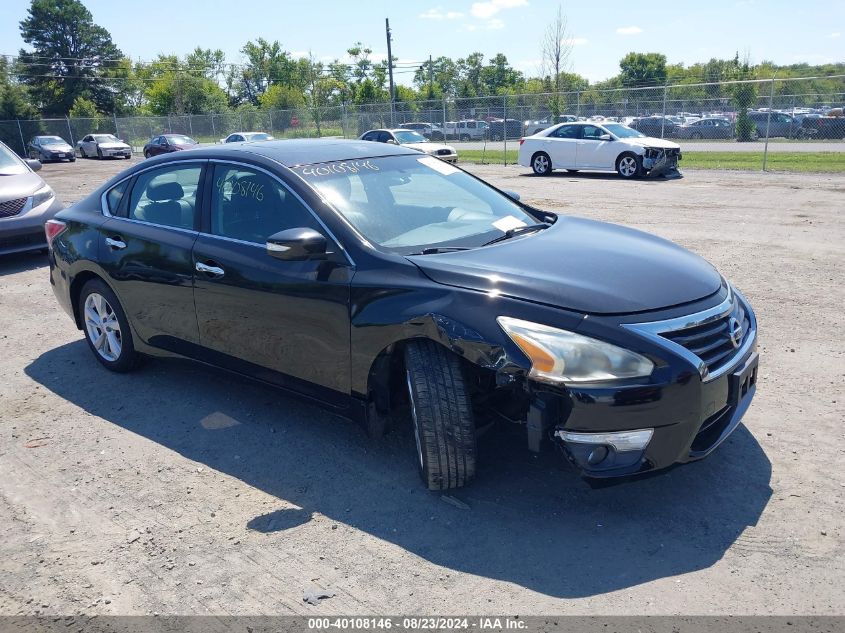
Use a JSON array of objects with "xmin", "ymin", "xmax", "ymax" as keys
[{"xmin": 200, "ymin": 138, "xmax": 419, "ymax": 167}]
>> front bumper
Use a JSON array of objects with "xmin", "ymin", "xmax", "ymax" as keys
[
  {"xmin": 0, "ymin": 196, "xmax": 64, "ymax": 255},
  {"xmin": 101, "ymin": 148, "xmax": 132, "ymax": 158},
  {"xmin": 552, "ymin": 291, "xmax": 758, "ymax": 479}
]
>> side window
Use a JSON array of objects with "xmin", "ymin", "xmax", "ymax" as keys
[
  {"xmin": 376, "ymin": 131, "xmax": 392, "ymax": 143},
  {"xmin": 210, "ymin": 164, "xmax": 318, "ymax": 244},
  {"xmin": 551, "ymin": 125, "xmax": 578, "ymax": 139},
  {"xmin": 106, "ymin": 180, "xmax": 130, "ymax": 217},
  {"xmin": 127, "ymin": 164, "xmax": 202, "ymax": 229},
  {"xmin": 362, "ymin": 132, "xmax": 377, "ymax": 141},
  {"xmin": 581, "ymin": 125, "xmax": 604, "ymax": 139}
]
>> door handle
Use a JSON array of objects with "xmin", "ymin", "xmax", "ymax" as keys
[
  {"xmin": 105, "ymin": 237, "xmax": 126, "ymax": 250},
  {"xmin": 195, "ymin": 261, "xmax": 225, "ymax": 277}
]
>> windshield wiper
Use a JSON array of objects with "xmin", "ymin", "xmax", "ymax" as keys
[
  {"xmin": 411, "ymin": 246, "xmax": 473, "ymax": 255},
  {"xmin": 482, "ymin": 223, "xmax": 550, "ymax": 247}
]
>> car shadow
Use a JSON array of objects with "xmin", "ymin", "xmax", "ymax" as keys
[
  {"xmin": 26, "ymin": 341, "xmax": 772, "ymax": 599},
  {"xmin": 0, "ymin": 250, "xmax": 47, "ymax": 275},
  {"xmin": 518, "ymin": 171, "xmax": 682, "ymax": 182}
]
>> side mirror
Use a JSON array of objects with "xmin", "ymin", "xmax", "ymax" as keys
[
  {"xmin": 503, "ymin": 190, "xmax": 521, "ymax": 202},
  {"xmin": 385, "ymin": 138, "xmax": 398, "ymax": 145},
  {"xmin": 598, "ymin": 134, "xmax": 612, "ymax": 141},
  {"xmin": 26, "ymin": 159, "xmax": 42, "ymax": 172},
  {"xmin": 266, "ymin": 227, "xmax": 328, "ymax": 261}
]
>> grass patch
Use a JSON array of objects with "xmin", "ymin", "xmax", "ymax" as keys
[{"xmin": 458, "ymin": 149, "xmax": 845, "ymax": 173}]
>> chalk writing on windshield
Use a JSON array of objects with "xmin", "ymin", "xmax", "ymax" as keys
[{"xmin": 298, "ymin": 160, "xmax": 380, "ymax": 177}]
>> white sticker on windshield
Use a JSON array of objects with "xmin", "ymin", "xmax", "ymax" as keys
[
  {"xmin": 417, "ymin": 155, "xmax": 460, "ymax": 175},
  {"xmin": 492, "ymin": 215, "xmax": 527, "ymax": 232}
]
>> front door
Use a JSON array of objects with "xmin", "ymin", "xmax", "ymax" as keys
[
  {"xmin": 191, "ymin": 161, "xmax": 353, "ymax": 403},
  {"xmin": 545, "ymin": 124, "xmax": 579, "ymax": 168},
  {"xmin": 98, "ymin": 161, "xmax": 205, "ymax": 352},
  {"xmin": 575, "ymin": 124, "xmax": 616, "ymax": 169}
]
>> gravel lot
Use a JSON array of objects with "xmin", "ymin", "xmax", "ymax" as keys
[{"xmin": 1, "ymin": 156, "xmax": 843, "ymax": 616}]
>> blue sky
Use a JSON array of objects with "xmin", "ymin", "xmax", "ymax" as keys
[{"xmin": 2, "ymin": 0, "xmax": 843, "ymax": 83}]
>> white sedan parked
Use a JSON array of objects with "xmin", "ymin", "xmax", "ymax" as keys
[{"xmin": 518, "ymin": 121, "xmax": 681, "ymax": 179}]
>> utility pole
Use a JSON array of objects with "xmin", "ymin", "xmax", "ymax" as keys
[
  {"xmin": 385, "ymin": 18, "xmax": 396, "ymax": 127},
  {"xmin": 428, "ymin": 54, "xmax": 434, "ymax": 99}
]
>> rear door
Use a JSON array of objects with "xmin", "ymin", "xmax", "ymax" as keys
[
  {"xmin": 545, "ymin": 124, "xmax": 579, "ymax": 168},
  {"xmin": 575, "ymin": 124, "xmax": 616, "ymax": 169},
  {"xmin": 191, "ymin": 160, "xmax": 353, "ymax": 402},
  {"xmin": 98, "ymin": 161, "xmax": 205, "ymax": 352}
]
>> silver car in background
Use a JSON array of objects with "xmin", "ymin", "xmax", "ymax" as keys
[
  {"xmin": 76, "ymin": 133, "xmax": 132, "ymax": 159},
  {"xmin": 0, "ymin": 141, "xmax": 63, "ymax": 255}
]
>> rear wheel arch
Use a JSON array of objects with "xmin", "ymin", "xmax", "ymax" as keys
[{"xmin": 69, "ymin": 270, "xmax": 113, "ymax": 329}]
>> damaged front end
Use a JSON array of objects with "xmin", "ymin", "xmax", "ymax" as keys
[{"xmin": 642, "ymin": 147, "xmax": 682, "ymax": 178}]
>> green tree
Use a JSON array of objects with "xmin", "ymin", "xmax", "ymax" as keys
[
  {"xmin": 619, "ymin": 52, "xmax": 667, "ymax": 87},
  {"xmin": 18, "ymin": 0, "xmax": 123, "ymax": 115},
  {"xmin": 68, "ymin": 95, "xmax": 104, "ymax": 132},
  {"xmin": 730, "ymin": 55, "xmax": 758, "ymax": 142},
  {"xmin": 238, "ymin": 39, "xmax": 305, "ymax": 105}
]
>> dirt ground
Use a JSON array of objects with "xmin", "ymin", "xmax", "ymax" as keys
[{"xmin": 0, "ymin": 156, "xmax": 843, "ymax": 616}]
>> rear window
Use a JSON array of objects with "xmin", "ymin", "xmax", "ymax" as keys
[{"xmin": 106, "ymin": 180, "xmax": 130, "ymax": 215}]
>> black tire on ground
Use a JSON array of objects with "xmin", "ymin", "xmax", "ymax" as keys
[
  {"xmin": 531, "ymin": 151, "xmax": 553, "ymax": 176},
  {"xmin": 78, "ymin": 279, "xmax": 140, "ymax": 373},
  {"xmin": 97, "ymin": 148, "xmax": 103, "ymax": 159},
  {"xmin": 616, "ymin": 152, "xmax": 642, "ymax": 179},
  {"xmin": 691, "ymin": 132, "xmax": 703, "ymax": 139},
  {"xmin": 69, "ymin": 157, "xmax": 76, "ymax": 162},
  {"xmin": 404, "ymin": 340, "xmax": 476, "ymax": 490}
]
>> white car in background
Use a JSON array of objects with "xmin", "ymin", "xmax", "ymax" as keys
[
  {"xmin": 359, "ymin": 129, "xmax": 458, "ymax": 163},
  {"xmin": 76, "ymin": 134, "xmax": 131, "ymax": 159},
  {"xmin": 518, "ymin": 121, "xmax": 681, "ymax": 179}
]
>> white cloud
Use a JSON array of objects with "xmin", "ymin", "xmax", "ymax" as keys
[
  {"xmin": 616, "ymin": 25, "xmax": 643, "ymax": 35},
  {"xmin": 470, "ymin": 0, "xmax": 528, "ymax": 20},
  {"xmin": 419, "ymin": 7, "xmax": 464, "ymax": 20},
  {"xmin": 829, "ymin": 32, "xmax": 841, "ymax": 38}
]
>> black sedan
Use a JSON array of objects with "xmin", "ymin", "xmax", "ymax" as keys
[
  {"xmin": 46, "ymin": 139, "xmax": 758, "ymax": 490},
  {"xmin": 28, "ymin": 135, "xmax": 76, "ymax": 162},
  {"xmin": 143, "ymin": 134, "xmax": 198, "ymax": 158}
]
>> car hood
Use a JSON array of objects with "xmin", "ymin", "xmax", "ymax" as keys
[
  {"xmin": 618, "ymin": 136, "xmax": 681, "ymax": 150},
  {"xmin": 0, "ymin": 171, "xmax": 42, "ymax": 200},
  {"xmin": 404, "ymin": 142, "xmax": 455, "ymax": 153},
  {"xmin": 406, "ymin": 216, "xmax": 722, "ymax": 315},
  {"xmin": 41, "ymin": 143, "xmax": 73, "ymax": 151}
]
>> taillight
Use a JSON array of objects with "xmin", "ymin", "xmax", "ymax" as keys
[
  {"xmin": 44, "ymin": 219, "xmax": 67, "ymax": 248},
  {"xmin": 519, "ymin": 138, "xmax": 525, "ymax": 145}
]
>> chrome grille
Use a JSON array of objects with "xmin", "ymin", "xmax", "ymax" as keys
[
  {"xmin": 659, "ymin": 296, "xmax": 751, "ymax": 377},
  {"xmin": 0, "ymin": 197, "xmax": 27, "ymax": 218}
]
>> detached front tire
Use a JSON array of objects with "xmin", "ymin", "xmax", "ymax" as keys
[
  {"xmin": 404, "ymin": 340, "xmax": 476, "ymax": 490},
  {"xmin": 78, "ymin": 279, "xmax": 139, "ymax": 373}
]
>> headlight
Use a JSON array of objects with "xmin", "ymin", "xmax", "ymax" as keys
[
  {"xmin": 497, "ymin": 316, "xmax": 654, "ymax": 384},
  {"xmin": 30, "ymin": 184, "xmax": 55, "ymax": 208}
]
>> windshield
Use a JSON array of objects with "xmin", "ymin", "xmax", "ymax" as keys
[
  {"xmin": 0, "ymin": 142, "xmax": 26, "ymax": 175},
  {"xmin": 38, "ymin": 136, "xmax": 67, "ymax": 145},
  {"xmin": 393, "ymin": 130, "xmax": 426, "ymax": 144},
  {"xmin": 94, "ymin": 134, "xmax": 119, "ymax": 143},
  {"xmin": 295, "ymin": 154, "xmax": 543, "ymax": 254},
  {"xmin": 603, "ymin": 123, "xmax": 645, "ymax": 138},
  {"xmin": 245, "ymin": 133, "xmax": 272, "ymax": 141},
  {"xmin": 166, "ymin": 135, "xmax": 196, "ymax": 145}
]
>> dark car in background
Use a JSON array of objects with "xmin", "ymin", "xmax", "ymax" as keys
[
  {"xmin": 800, "ymin": 114, "xmax": 845, "ymax": 139},
  {"xmin": 46, "ymin": 139, "xmax": 757, "ymax": 491},
  {"xmin": 747, "ymin": 111, "xmax": 806, "ymax": 139},
  {"xmin": 675, "ymin": 118, "xmax": 734, "ymax": 139},
  {"xmin": 0, "ymin": 140, "xmax": 63, "ymax": 255},
  {"xmin": 488, "ymin": 118, "xmax": 524, "ymax": 140},
  {"xmin": 28, "ymin": 136, "xmax": 76, "ymax": 163},
  {"xmin": 143, "ymin": 134, "xmax": 199, "ymax": 158},
  {"xmin": 631, "ymin": 116, "xmax": 679, "ymax": 138}
]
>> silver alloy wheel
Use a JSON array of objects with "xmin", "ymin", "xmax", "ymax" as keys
[
  {"xmin": 618, "ymin": 155, "xmax": 638, "ymax": 177},
  {"xmin": 406, "ymin": 370, "xmax": 424, "ymax": 470},
  {"xmin": 533, "ymin": 154, "xmax": 550, "ymax": 174},
  {"xmin": 84, "ymin": 293, "xmax": 122, "ymax": 362}
]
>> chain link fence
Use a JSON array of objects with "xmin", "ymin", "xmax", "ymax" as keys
[{"xmin": 2, "ymin": 77, "xmax": 843, "ymax": 167}]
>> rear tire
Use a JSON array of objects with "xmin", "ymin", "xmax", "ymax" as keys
[
  {"xmin": 616, "ymin": 152, "xmax": 642, "ymax": 179},
  {"xmin": 404, "ymin": 340, "xmax": 476, "ymax": 490},
  {"xmin": 78, "ymin": 279, "xmax": 139, "ymax": 373},
  {"xmin": 691, "ymin": 132, "xmax": 703, "ymax": 139},
  {"xmin": 531, "ymin": 152, "xmax": 553, "ymax": 176},
  {"xmin": 97, "ymin": 148, "xmax": 103, "ymax": 159}
]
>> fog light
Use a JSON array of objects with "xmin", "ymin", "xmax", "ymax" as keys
[
  {"xmin": 555, "ymin": 428, "xmax": 654, "ymax": 452},
  {"xmin": 587, "ymin": 445, "xmax": 609, "ymax": 465}
]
